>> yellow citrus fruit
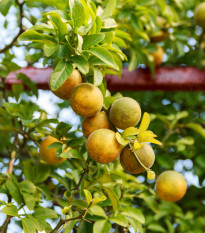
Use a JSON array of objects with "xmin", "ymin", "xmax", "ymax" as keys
[
  {"xmin": 120, "ymin": 143, "xmax": 155, "ymax": 174},
  {"xmin": 195, "ymin": 2, "xmax": 205, "ymax": 28},
  {"xmin": 156, "ymin": 170, "xmax": 187, "ymax": 202},
  {"xmin": 86, "ymin": 129, "xmax": 122, "ymax": 164},
  {"xmin": 70, "ymin": 83, "xmax": 103, "ymax": 117},
  {"xmin": 40, "ymin": 136, "xmax": 67, "ymax": 165},
  {"xmin": 109, "ymin": 97, "xmax": 141, "ymax": 130},
  {"xmin": 51, "ymin": 69, "xmax": 82, "ymax": 100},
  {"xmin": 151, "ymin": 46, "xmax": 164, "ymax": 66},
  {"xmin": 82, "ymin": 111, "xmax": 110, "ymax": 138}
]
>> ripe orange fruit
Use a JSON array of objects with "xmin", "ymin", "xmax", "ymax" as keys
[
  {"xmin": 70, "ymin": 83, "xmax": 103, "ymax": 117},
  {"xmin": 51, "ymin": 69, "xmax": 82, "ymax": 100},
  {"xmin": 151, "ymin": 46, "xmax": 164, "ymax": 66},
  {"xmin": 195, "ymin": 2, "xmax": 205, "ymax": 29},
  {"xmin": 86, "ymin": 129, "xmax": 122, "ymax": 164},
  {"xmin": 109, "ymin": 97, "xmax": 141, "ymax": 130},
  {"xmin": 156, "ymin": 170, "xmax": 187, "ymax": 202},
  {"xmin": 40, "ymin": 136, "xmax": 67, "ymax": 165},
  {"xmin": 120, "ymin": 143, "xmax": 155, "ymax": 174},
  {"xmin": 82, "ymin": 111, "xmax": 110, "ymax": 138}
]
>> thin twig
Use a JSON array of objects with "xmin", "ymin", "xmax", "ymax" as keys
[
  {"xmin": 50, "ymin": 202, "xmax": 92, "ymax": 233},
  {"xmin": 71, "ymin": 168, "xmax": 88, "ymax": 191},
  {"xmin": 0, "ymin": 0, "xmax": 24, "ymax": 54}
]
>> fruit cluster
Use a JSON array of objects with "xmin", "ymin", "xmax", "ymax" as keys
[{"xmin": 40, "ymin": 69, "xmax": 187, "ymax": 202}]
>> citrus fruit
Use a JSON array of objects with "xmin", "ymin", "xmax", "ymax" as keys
[
  {"xmin": 82, "ymin": 111, "xmax": 110, "ymax": 138},
  {"xmin": 120, "ymin": 143, "xmax": 155, "ymax": 174},
  {"xmin": 151, "ymin": 46, "xmax": 164, "ymax": 66},
  {"xmin": 40, "ymin": 136, "xmax": 67, "ymax": 165},
  {"xmin": 195, "ymin": 2, "xmax": 205, "ymax": 28},
  {"xmin": 109, "ymin": 97, "xmax": 141, "ymax": 130},
  {"xmin": 51, "ymin": 69, "xmax": 82, "ymax": 100},
  {"xmin": 150, "ymin": 16, "xmax": 169, "ymax": 43},
  {"xmin": 86, "ymin": 129, "xmax": 122, "ymax": 164},
  {"xmin": 156, "ymin": 170, "xmax": 187, "ymax": 202},
  {"xmin": 70, "ymin": 83, "xmax": 103, "ymax": 117},
  {"xmin": 150, "ymin": 30, "xmax": 169, "ymax": 43}
]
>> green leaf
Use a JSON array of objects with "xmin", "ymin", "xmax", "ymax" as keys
[
  {"xmin": 94, "ymin": 67, "xmax": 103, "ymax": 86},
  {"xmin": 93, "ymin": 220, "xmax": 111, "ymax": 233},
  {"xmin": 1, "ymin": 205, "xmax": 19, "ymax": 217},
  {"xmin": 6, "ymin": 179, "xmax": 24, "ymax": 205},
  {"xmin": 17, "ymin": 73, "xmax": 38, "ymax": 97},
  {"xmin": 34, "ymin": 164, "xmax": 51, "ymax": 184},
  {"xmin": 22, "ymin": 217, "xmax": 36, "ymax": 233},
  {"xmin": 34, "ymin": 207, "xmax": 58, "ymax": 219},
  {"xmin": 60, "ymin": 148, "xmax": 83, "ymax": 160},
  {"xmin": 69, "ymin": 0, "xmax": 85, "ymax": 29},
  {"xmin": 84, "ymin": 189, "xmax": 92, "ymax": 206},
  {"xmin": 184, "ymin": 123, "xmax": 205, "ymax": 139},
  {"xmin": 103, "ymin": 186, "xmax": 120, "ymax": 214},
  {"xmin": 47, "ymin": 12, "xmax": 68, "ymax": 42},
  {"xmin": 19, "ymin": 180, "xmax": 36, "ymax": 193},
  {"xmin": 148, "ymin": 223, "xmax": 166, "ymax": 232},
  {"xmin": 44, "ymin": 43, "xmax": 57, "ymax": 57},
  {"xmin": 47, "ymin": 142, "xmax": 62, "ymax": 149},
  {"xmin": 87, "ymin": 47, "xmax": 119, "ymax": 70},
  {"xmin": 0, "ymin": 0, "xmax": 13, "ymax": 16},
  {"xmin": 121, "ymin": 207, "xmax": 145, "ymax": 224},
  {"xmin": 22, "ymin": 192, "xmax": 36, "ymax": 210},
  {"xmin": 71, "ymin": 54, "xmax": 89, "ymax": 74},
  {"xmin": 83, "ymin": 34, "xmax": 105, "ymax": 49},
  {"xmin": 110, "ymin": 213, "xmax": 128, "ymax": 227},
  {"xmin": 28, "ymin": 215, "xmax": 48, "ymax": 232},
  {"xmin": 49, "ymin": 60, "xmax": 73, "ymax": 91},
  {"xmin": 12, "ymin": 84, "xmax": 24, "ymax": 101},
  {"xmin": 89, "ymin": 205, "xmax": 107, "ymax": 218},
  {"xmin": 115, "ymin": 29, "xmax": 132, "ymax": 42},
  {"xmin": 18, "ymin": 30, "xmax": 57, "ymax": 43},
  {"xmin": 101, "ymin": 0, "xmax": 116, "ymax": 20}
]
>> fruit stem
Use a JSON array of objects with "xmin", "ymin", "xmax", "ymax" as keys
[{"xmin": 128, "ymin": 142, "xmax": 150, "ymax": 172}]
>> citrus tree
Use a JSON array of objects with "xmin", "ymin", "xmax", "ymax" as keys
[{"xmin": 0, "ymin": 0, "xmax": 205, "ymax": 233}]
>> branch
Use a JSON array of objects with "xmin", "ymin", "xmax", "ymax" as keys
[
  {"xmin": 0, "ymin": 0, "xmax": 24, "ymax": 54},
  {"xmin": 0, "ymin": 216, "xmax": 11, "ymax": 233},
  {"xmin": 50, "ymin": 202, "xmax": 92, "ymax": 233},
  {"xmin": 70, "ymin": 167, "xmax": 88, "ymax": 191}
]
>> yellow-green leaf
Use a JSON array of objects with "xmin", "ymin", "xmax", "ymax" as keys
[
  {"xmin": 139, "ymin": 112, "xmax": 150, "ymax": 131},
  {"xmin": 139, "ymin": 130, "xmax": 157, "ymax": 138},
  {"xmin": 90, "ymin": 196, "xmax": 107, "ymax": 208},
  {"xmin": 84, "ymin": 189, "xmax": 92, "ymax": 206},
  {"xmin": 122, "ymin": 127, "xmax": 140, "ymax": 138},
  {"xmin": 61, "ymin": 205, "xmax": 72, "ymax": 215},
  {"xmin": 115, "ymin": 132, "xmax": 129, "ymax": 146}
]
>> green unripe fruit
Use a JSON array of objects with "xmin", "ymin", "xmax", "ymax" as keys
[{"xmin": 109, "ymin": 97, "xmax": 141, "ymax": 130}]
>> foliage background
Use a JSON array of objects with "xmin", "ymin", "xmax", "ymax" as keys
[{"xmin": 0, "ymin": 0, "xmax": 205, "ymax": 232}]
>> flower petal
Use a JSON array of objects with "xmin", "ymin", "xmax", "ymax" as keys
[{"xmin": 139, "ymin": 112, "xmax": 150, "ymax": 131}]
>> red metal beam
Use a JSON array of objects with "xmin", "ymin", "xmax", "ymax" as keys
[{"xmin": 5, "ymin": 66, "xmax": 205, "ymax": 91}]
